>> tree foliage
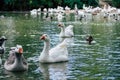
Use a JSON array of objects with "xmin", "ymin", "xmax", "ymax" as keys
[
  {"xmin": 112, "ymin": 0, "xmax": 120, "ymax": 8},
  {"xmin": 0, "ymin": 0, "xmax": 119, "ymax": 11},
  {"xmin": 63, "ymin": 0, "xmax": 83, "ymax": 9}
]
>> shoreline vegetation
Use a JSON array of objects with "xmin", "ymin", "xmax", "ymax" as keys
[{"xmin": 0, "ymin": 0, "xmax": 120, "ymax": 11}]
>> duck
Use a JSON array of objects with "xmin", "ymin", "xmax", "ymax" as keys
[
  {"xmin": 0, "ymin": 36, "xmax": 7, "ymax": 64},
  {"xmin": 86, "ymin": 35, "xmax": 93, "ymax": 45},
  {"xmin": 4, "ymin": 45, "xmax": 28, "ymax": 71},
  {"xmin": 39, "ymin": 34, "xmax": 68, "ymax": 63},
  {"xmin": 58, "ymin": 23, "xmax": 74, "ymax": 38}
]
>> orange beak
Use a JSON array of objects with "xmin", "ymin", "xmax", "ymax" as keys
[
  {"xmin": 40, "ymin": 35, "xmax": 45, "ymax": 40},
  {"xmin": 19, "ymin": 48, "xmax": 23, "ymax": 54}
]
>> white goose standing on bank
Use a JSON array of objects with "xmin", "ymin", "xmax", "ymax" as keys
[
  {"xmin": 0, "ymin": 36, "xmax": 7, "ymax": 65},
  {"xmin": 58, "ymin": 23, "xmax": 74, "ymax": 38},
  {"xmin": 4, "ymin": 45, "xmax": 28, "ymax": 71},
  {"xmin": 39, "ymin": 34, "xmax": 68, "ymax": 63}
]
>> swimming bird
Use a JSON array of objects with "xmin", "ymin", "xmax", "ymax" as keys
[
  {"xmin": 0, "ymin": 36, "xmax": 7, "ymax": 64},
  {"xmin": 4, "ymin": 45, "xmax": 28, "ymax": 71},
  {"xmin": 58, "ymin": 23, "xmax": 74, "ymax": 38},
  {"xmin": 39, "ymin": 34, "xmax": 68, "ymax": 63},
  {"xmin": 86, "ymin": 35, "xmax": 93, "ymax": 45},
  {"xmin": 57, "ymin": 13, "xmax": 64, "ymax": 22}
]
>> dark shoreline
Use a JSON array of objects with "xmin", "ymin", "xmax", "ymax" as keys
[{"xmin": 0, "ymin": 11, "xmax": 30, "ymax": 14}]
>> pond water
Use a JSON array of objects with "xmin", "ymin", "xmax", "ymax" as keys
[{"xmin": 0, "ymin": 12, "xmax": 120, "ymax": 80}]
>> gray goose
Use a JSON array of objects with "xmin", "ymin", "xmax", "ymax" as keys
[{"xmin": 4, "ymin": 45, "xmax": 28, "ymax": 71}]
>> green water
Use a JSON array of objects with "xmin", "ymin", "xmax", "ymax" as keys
[{"xmin": 0, "ymin": 12, "xmax": 120, "ymax": 80}]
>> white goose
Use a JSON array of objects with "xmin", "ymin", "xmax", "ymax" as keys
[
  {"xmin": 39, "ymin": 34, "xmax": 68, "ymax": 63},
  {"xmin": 58, "ymin": 23, "xmax": 74, "ymax": 38},
  {"xmin": 57, "ymin": 13, "xmax": 64, "ymax": 22},
  {"xmin": 4, "ymin": 45, "xmax": 28, "ymax": 71}
]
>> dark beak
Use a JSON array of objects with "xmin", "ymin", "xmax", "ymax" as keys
[{"xmin": 4, "ymin": 39, "xmax": 7, "ymax": 40}]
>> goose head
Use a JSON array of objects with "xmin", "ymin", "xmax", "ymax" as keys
[
  {"xmin": 40, "ymin": 34, "xmax": 50, "ymax": 42},
  {"xmin": 9, "ymin": 45, "xmax": 23, "ymax": 61},
  {"xmin": 14, "ymin": 45, "xmax": 23, "ymax": 56},
  {"xmin": 0, "ymin": 36, "xmax": 7, "ymax": 40},
  {"xmin": 57, "ymin": 23, "xmax": 64, "ymax": 28},
  {"xmin": 0, "ymin": 36, "xmax": 7, "ymax": 46}
]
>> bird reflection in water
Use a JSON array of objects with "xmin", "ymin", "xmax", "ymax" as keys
[{"xmin": 38, "ymin": 62, "xmax": 68, "ymax": 80}]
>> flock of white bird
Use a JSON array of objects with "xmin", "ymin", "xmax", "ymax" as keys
[{"xmin": 30, "ymin": 4, "xmax": 120, "ymax": 21}]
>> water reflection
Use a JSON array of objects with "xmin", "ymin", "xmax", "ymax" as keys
[
  {"xmin": 38, "ymin": 62, "xmax": 68, "ymax": 80},
  {"xmin": 3, "ymin": 70, "xmax": 28, "ymax": 80}
]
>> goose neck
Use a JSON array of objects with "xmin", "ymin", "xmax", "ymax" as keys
[
  {"xmin": 61, "ymin": 27, "xmax": 65, "ymax": 32},
  {"xmin": 60, "ymin": 27, "xmax": 65, "ymax": 36},
  {"xmin": 14, "ymin": 53, "xmax": 23, "ymax": 65},
  {"xmin": 42, "ymin": 41, "xmax": 50, "ymax": 54}
]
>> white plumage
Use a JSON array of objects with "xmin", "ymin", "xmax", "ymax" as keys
[
  {"xmin": 58, "ymin": 23, "xmax": 74, "ymax": 38},
  {"xmin": 39, "ymin": 34, "xmax": 68, "ymax": 63}
]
